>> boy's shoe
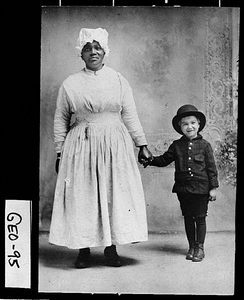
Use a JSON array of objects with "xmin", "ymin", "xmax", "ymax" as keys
[
  {"xmin": 104, "ymin": 245, "xmax": 123, "ymax": 267},
  {"xmin": 186, "ymin": 246, "xmax": 195, "ymax": 260},
  {"xmin": 192, "ymin": 243, "xmax": 205, "ymax": 262},
  {"xmin": 74, "ymin": 247, "xmax": 91, "ymax": 268}
]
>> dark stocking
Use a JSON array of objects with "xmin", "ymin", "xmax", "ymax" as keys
[
  {"xmin": 184, "ymin": 216, "xmax": 196, "ymax": 246},
  {"xmin": 195, "ymin": 216, "xmax": 206, "ymax": 244}
]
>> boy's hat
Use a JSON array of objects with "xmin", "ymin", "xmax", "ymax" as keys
[{"xmin": 172, "ymin": 104, "xmax": 206, "ymax": 135}]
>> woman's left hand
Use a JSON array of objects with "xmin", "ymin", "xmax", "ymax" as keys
[
  {"xmin": 55, "ymin": 153, "xmax": 61, "ymax": 174},
  {"xmin": 138, "ymin": 146, "xmax": 153, "ymax": 165}
]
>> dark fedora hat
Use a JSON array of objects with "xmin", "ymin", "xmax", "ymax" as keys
[{"xmin": 172, "ymin": 104, "xmax": 206, "ymax": 135}]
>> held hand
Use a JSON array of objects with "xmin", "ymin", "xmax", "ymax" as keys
[
  {"xmin": 142, "ymin": 159, "xmax": 152, "ymax": 168},
  {"xmin": 138, "ymin": 146, "xmax": 153, "ymax": 165},
  {"xmin": 209, "ymin": 189, "xmax": 217, "ymax": 201}
]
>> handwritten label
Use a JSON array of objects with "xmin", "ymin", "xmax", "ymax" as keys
[{"xmin": 5, "ymin": 200, "xmax": 31, "ymax": 288}]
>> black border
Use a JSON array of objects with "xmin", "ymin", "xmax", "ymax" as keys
[{"xmin": 2, "ymin": 0, "xmax": 241, "ymax": 297}]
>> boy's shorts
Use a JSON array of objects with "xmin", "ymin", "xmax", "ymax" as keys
[{"xmin": 177, "ymin": 193, "xmax": 209, "ymax": 217}]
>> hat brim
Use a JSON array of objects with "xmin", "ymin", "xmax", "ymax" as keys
[{"xmin": 172, "ymin": 111, "xmax": 206, "ymax": 135}]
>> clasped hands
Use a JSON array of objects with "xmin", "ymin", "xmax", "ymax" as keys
[{"xmin": 138, "ymin": 146, "xmax": 153, "ymax": 168}]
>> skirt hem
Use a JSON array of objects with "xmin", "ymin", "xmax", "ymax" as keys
[{"xmin": 48, "ymin": 236, "xmax": 148, "ymax": 250}]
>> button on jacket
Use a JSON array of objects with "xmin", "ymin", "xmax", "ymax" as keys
[{"xmin": 150, "ymin": 134, "xmax": 219, "ymax": 194}]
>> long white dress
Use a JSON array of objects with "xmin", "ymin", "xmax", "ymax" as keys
[{"xmin": 49, "ymin": 66, "xmax": 148, "ymax": 249}]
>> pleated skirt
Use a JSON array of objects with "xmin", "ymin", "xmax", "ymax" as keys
[{"xmin": 49, "ymin": 113, "xmax": 148, "ymax": 249}]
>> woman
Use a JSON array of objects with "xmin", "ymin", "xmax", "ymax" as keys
[{"xmin": 49, "ymin": 28, "xmax": 152, "ymax": 268}]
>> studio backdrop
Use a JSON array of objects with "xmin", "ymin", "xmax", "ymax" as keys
[{"xmin": 40, "ymin": 6, "xmax": 239, "ymax": 232}]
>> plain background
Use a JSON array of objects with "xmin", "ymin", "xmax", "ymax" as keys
[{"xmin": 40, "ymin": 6, "xmax": 239, "ymax": 232}]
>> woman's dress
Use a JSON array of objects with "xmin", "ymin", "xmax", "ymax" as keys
[{"xmin": 49, "ymin": 66, "xmax": 148, "ymax": 249}]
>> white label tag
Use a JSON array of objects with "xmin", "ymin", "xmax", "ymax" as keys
[{"xmin": 5, "ymin": 199, "xmax": 31, "ymax": 288}]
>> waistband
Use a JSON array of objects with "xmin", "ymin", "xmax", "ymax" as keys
[{"xmin": 73, "ymin": 112, "xmax": 122, "ymax": 127}]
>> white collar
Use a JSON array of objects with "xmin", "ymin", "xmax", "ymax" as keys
[{"xmin": 83, "ymin": 64, "xmax": 105, "ymax": 76}]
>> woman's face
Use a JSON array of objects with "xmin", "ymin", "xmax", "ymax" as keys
[{"xmin": 81, "ymin": 40, "xmax": 105, "ymax": 71}]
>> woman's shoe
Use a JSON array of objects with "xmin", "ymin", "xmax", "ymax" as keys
[
  {"xmin": 192, "ymin": 243, "xmax": 205, "ymax": 262},
  {"xmin": 104, "ymin": 245, "xmax": 123, "ymax": 267},
  {"xmin": 74, "ymin": 248, "xmax": 91, "ymax": 268}
]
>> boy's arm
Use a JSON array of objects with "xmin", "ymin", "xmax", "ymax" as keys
[
  {"xmin": 146, "ymin": 142, "xmax": 175, "ymax": 167},
  {"xmin": 205, "ymin": 143, "xmax": 219, "ymax": 190}
]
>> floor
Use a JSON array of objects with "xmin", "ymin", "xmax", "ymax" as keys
[{"xmin": 39, "ymin": 231, "xmax": 235, "ymax": 295}]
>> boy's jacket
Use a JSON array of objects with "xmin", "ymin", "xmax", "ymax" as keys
[{"xmin": 150, "ymin": 134, "xmax": 219, "ymax": 194}]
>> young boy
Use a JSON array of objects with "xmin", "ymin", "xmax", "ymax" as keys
[{"xmin": 143, "ymin": 104, "xmax": 219, "ymax": 262}]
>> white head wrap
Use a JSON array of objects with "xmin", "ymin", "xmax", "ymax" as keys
[{"xmin": 76, "ymin": 28, "xmax": 110, "ymax": 57}]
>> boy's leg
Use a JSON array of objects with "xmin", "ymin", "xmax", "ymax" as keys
[
  {"xmin": 184, "ymin": 216, "xmax": 196, "ymax": 260},
  {"xmin": 184, "ymin": 216, "xmax": 196, "ymax": 245},
  {"xmin": 177, "ymin": 193, "xmax": 196, "ymax": 260},
  {"xmin": 192, "ymin": 216, "xmax": 206, "ymax": 262},
  {"xmin": 195, "ymin": 216, "xmax": 206, "ymax": 244}
]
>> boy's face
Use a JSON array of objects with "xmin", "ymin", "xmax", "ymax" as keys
[{"xmin": 180, "ymin": 115, "xmax": 200, "ymax": 140}]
